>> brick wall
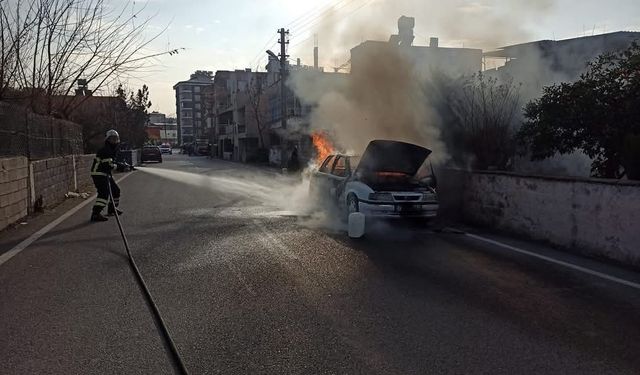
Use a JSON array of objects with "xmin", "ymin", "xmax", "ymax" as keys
[{"xmin": 0, "ymin": 157, "xmax": 29, "ymax": 231}]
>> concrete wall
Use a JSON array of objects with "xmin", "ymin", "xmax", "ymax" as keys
[
  {"xmin": 0, "ymin": 157, "xmax": 29, "ymax": 231},
  {"xmin": 440, "ymin": 169, "xmax": 640, "ymax": 266}
]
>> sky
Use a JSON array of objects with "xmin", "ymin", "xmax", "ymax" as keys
[{"xmin": 114, "ymin": 0, "xmax": 640, "ymax": 115}]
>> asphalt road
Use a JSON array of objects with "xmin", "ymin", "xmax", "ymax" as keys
[{"xmin": 2, "ymin": 154, "xmax": 640, "ymax": 374}]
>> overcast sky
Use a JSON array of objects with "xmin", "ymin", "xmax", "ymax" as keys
[{"xmin": 119, "ymin": 0, "xmax": 640, "ymax": 115}]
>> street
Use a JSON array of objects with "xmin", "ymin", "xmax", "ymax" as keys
[{"xmin": 2, "ymin": 153, "xmax": 640, "ymax": 375}]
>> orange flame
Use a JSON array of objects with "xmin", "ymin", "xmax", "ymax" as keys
[{"xmin": 311, "ymin": 131, "xmax": 335, "ymax": 165}]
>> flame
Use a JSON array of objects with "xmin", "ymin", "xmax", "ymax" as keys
[{"xmin": 311, "ymin": 131, "xmax": 335, "ymax": 165}]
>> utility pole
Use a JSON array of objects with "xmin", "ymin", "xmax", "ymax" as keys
[{"xmin": 278, "ymin": 28, "xmax": 289, "ymax": 130}]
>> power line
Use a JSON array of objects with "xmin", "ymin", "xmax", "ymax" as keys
[
  {"xmin": 291, "ymin": 0, "xmax": 361, "ymax": 38},
  {"xmin": 289, "ymin": 0, "xmax": 374, "ymax": 52},
  {"xmin": 247, "ymin": 0, "xmax": 347, "ymax": 69},
  {"xmin": 287, "ymin": 0, "xmax": 352, "ymax": 30}
]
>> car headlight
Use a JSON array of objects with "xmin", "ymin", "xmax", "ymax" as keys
[
  {"xmin": 422, "ymin": 192, "xmax": 438, "ymax": 202},
  {"xmin": 369, "ymin": 192, "xmax": 393, "ymax": 201}
]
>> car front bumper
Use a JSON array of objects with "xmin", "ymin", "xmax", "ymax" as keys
[{"xmin": 358, "ymin": 201, "xmax": 439, "ymax": 218}]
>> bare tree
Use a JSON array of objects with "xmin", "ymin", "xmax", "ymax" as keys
[
  {"xmin": 0, "ymin": 0, "xmax": 179, "ymax": 117},
  {"xmin": 449, "ymin": 72, "xmax": 521, "ymax": 170}
]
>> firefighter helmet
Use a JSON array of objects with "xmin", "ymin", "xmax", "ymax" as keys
[{"xmin": 105, "ymin": 129, "xmax": 120, "ymax": 142}]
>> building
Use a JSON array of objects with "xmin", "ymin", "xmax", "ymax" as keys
[
  {"xmin": 349, "ymin": 16, "xmax": 482, "ymax": 79},
  {"xmin": 483, "ymin": 31, "xmax": 640, "ymax": 101},
  {"xmin": 145, "ymin": 111, "xmax": 178, "ymax": 145},
  {"xmin": 210, "ymin": 69, "xmax": 265, "ymax": 161},
  {"xmin": 482, "ymin": 31, "xmax": 640, "ymax": 176},
  {"xmin": 173, "ymin": 71, "xmax": 214, "ymax": 144},
  {"xmin": 263, "ymin": 65, "xmax": 345, "ymax": 166},
  {"xmin": 350, "ymin": 38, "xmax": 482, "ymax": 78}
]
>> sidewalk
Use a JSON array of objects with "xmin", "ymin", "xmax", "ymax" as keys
[{"xmin": 0, "ymin": 189, "xmax": 94, "ymax": 257}]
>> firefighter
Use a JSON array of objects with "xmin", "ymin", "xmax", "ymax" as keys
[{"xmin": 90, "ymin": 129, "xmax": 123, "ymax": 222}]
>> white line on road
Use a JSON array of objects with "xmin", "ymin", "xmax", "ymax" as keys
[
  {"xmin": 465, "ymin": 232, "xmax": 640, "ymax": 291},
  {"xmin": 0, "ymin": 173, "xmax": 133, "ymax": 267}
]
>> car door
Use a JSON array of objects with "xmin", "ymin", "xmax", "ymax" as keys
[
  {"xmin": 311, "ymin": 155, "xmax": 335, "ymax": 200},
  {"xmin": 328, "ymin": 155, "xmax": 348, "ymax": 202}
]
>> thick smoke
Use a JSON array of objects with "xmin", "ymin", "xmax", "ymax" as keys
[
  {"xmin": 291, "ymin": 0, "xmax": 556, "ymax": 67},
  {"xmin": 289, "ymin": 46, "xmax": 448, "ymax": 163},
  {"xmin": 288, "ymin": 0, "xmax": 558, "ymax": 164}
]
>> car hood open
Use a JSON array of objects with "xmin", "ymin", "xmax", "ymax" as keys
[{"xmin": 355, "ymin": 140, "xmax": 432, "ymax": 176}]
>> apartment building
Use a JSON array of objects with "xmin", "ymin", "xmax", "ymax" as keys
[{"xmin": 173, "ymin": 71, "xmax": 214, "ymax": 144}]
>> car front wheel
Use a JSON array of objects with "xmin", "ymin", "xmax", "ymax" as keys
[{"xmin": 347, "ymin": 194, "xmax": 359, "ymax": 214}]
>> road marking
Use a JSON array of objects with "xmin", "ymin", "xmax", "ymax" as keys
[
  {"xmin": 465, "ymin": 232, "xmax": 640, "ymax": 291},
  {"xmin": 0, "ymin": 173, "xmax": 133, "ymax": 267}
]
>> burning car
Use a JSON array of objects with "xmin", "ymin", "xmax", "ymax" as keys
[{"xmin": 310, "ymin": 140, "xmax": 438, "ymax": 220}]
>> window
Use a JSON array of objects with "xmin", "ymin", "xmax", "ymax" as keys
[
  {"xmin": 195, "ymin": 111, "xmax": 201, "ymax": 118},
  {"xmin": 182, "ymin": 118, "xmax": 193, "ymax": 126},
  {"xmin": 194, "ymin": 86, "xmax": 201, "ymax": 93},
  {"xmin": 195, "ymin": 103, "xmax": 201, "ymax": 110},
  {"xmin": 194, "ymin": 94, "xmax": 201, "ymax": 101},
  {"xmin": 332, "ymin": 156, "xmax": 347, "ymax": 177},
  {"xmin": 181, "ymin": 101, "xmax": 193, "ymax": 109},
  {"xmin": 319, "ymin": 156, "xmax": 334, "ymax": 173},
  {"xmin": 181, "ymin": 111, "xmax": 192, "ymax": 118}
]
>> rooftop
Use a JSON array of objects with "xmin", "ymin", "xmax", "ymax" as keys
[{"xmin": 484, "ymin": 31, "xmax": 640, "ymax": 58}]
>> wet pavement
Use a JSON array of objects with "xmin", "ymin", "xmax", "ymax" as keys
[{"xmin": 1, "ymin": 154, "xmax": 640, "ymax": 374}]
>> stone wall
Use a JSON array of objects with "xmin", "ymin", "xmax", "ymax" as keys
[
  {"xmin": 439, "ymin": 169, "xmax": 640, "ymax": 267},
  {"xmin": 31, "ymin": 155, "xmax": 95, "ymax": 210},
  {"xmin": 0, "ymin": 157, "xmax": 29, "ymax": 231}
]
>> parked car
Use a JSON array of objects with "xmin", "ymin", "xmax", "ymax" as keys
[
  {"xmin": 159, "ymin": 144, "xmax": 172, "ymax": 154},
  {"xmin": 141, "ymin": 145, "xmax": 162, "ymax": 163},
  {"xmin": 310, "ymin": 140, "xmax": 438, "ymax": 220},
  {"xmin": 196, "ymin": 142, "xmax": 210, "ymax": 156}
]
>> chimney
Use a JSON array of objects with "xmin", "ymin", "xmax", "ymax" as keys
[
  {"xmin": 297, "ymin": 58, "xmax": 301, "ymax": 66},
  {"xmin": 430, "ymin": 37, "xmax": 439, "ymax": 48},
  {"xmin": 313, "ymin": 46, "xmax": 318, "ymax": 69}
]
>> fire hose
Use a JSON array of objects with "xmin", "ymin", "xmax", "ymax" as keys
[{"xmin": 107, "ymin": 179, "xmax": 190, "ymax": 375}]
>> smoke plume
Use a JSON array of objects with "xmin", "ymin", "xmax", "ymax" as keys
[
  {"xmin": 289, "ymin": 47, "xmax": 448, "ymax": 163},
  {"xmin": 288, "ymin": 1, "xmax": 557, "ymax": 164}
]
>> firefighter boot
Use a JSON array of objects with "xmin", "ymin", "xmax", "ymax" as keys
[
  {"xmin": 90, "ymin": 212, "xmax": 108, "ymax": 222},
  {"xmin": 107, "ymin": 208, "xmax": 123, "ymax": 216}
]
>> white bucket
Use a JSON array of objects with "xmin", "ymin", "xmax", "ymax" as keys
[{"xmin": 348, "ymin": 212, "xmax": 365, "ymax": 238}]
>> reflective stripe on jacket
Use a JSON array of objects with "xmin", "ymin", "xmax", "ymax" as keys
[{"xmin": 91, "ymin": 142, "xmax": 118, "ymax": 176}]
